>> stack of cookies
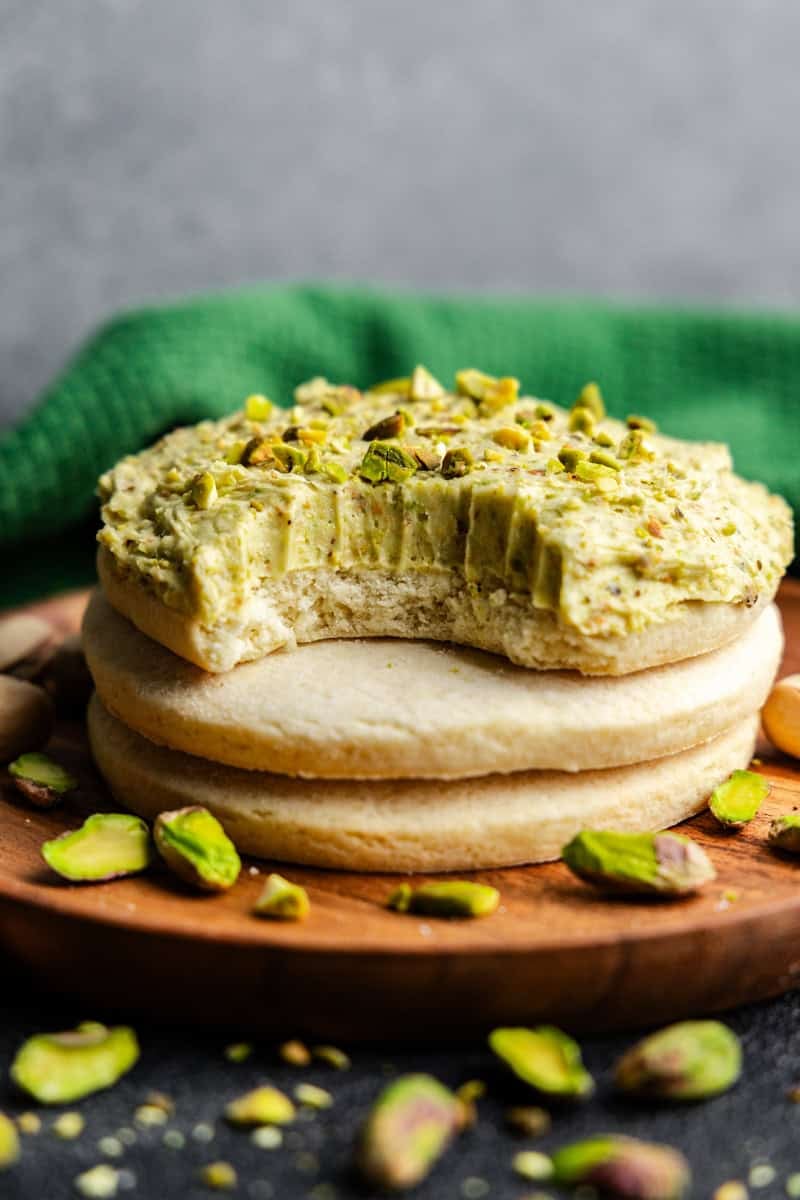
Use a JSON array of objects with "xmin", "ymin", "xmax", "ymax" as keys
[{"xmin": 83, "ymin": 369, "xmax": 793, "ymax": 872}]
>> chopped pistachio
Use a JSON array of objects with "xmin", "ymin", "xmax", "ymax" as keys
[
  {"xmin": 594, "ymin": 429, "xmax": 616, "ymax": 447},
  {"xmin": 273, "ymin": 443, "xmax": 308, "ymax": 472},
  {"xmin": 713, "ymin": 1183, "xmax": 748, "ymax": 1200},
  {"xmin": 12, "ymin": 1022, "xmax": 139, "ymax": 1104},
  {"xmin": 8, "ymin": 751, "xmax": 77, "ymax": 809},
  {"xmin": 721, "ymin": 521, "xmax": 737, "ymax": 536},
  {"xmin": 226, "ymin": 1085, "xmax": 295, "ymax": 1127},
  {"xmin": 367, "ymin": 376, "xmax": 411, "ymax": 398},
  {"xmin": 74, "ymin": 1165, "xmax": 120, "ymax": 1198},
  {"xmin": 627, "ymin": 414, "xmax": 658, "ymax": 432},
  {"xmin": 279, "ymin": 1040, "xmax": 311, "ymax": 1067},
  {"xmin": 134, "ymin": 1103, "xmax": 168, "ymax": 1127},
  {"xmin": 321, "ymin": 460, "xmax": 348, "ymax": 483},
  {"xmin": 441, "ymin": 447, "xmax": 474, "ymax": 478},
  {"xmin": 534, "ymin": 402, "xmax": 556, "ymax": 421},
  {"xmin": 505, "ymin": 1106, "xmax": 551, "ymax": 1137},
  {"xmin": 312, "ymin": 1045, "xmax": 351, "ymax": 1071},
  {"xmin": 575, "ymin": 459, "xmax": 618, "ymax": 486},
  {"xmin": 191, "ymin": 471, "xmax": 217, "ymax": 510},
  {"xmin": 154, "ymin": 807, "xmax": 240, "ymax": 892},
  {"xmin": 359, "ymin": 441, "xmax": 418, "ymax": 484},
  {"xmin": 562, "ymin": 830, "xmax": 716, "ymax": 896},
  {"xmin": 557, "ymin": 446, "xmax": 588, "ymax": 472},
  {"xmin": 241, "ymin": 437, "xmax": 279, "ymax": 468},
  {"xmin": 53, "ymin": 1111, "xmax": 85, "ymax": 1139},
  {"xmin": 709, "ymin": 770, "xmax": 770, "ymax": 829},
  {"xmin": 615, "ymin": 1020, "xmax": 741, "ymax": 1100},
  {"xmin": 454, "ymin": 1079, "xmax": 485, "ymax": 1127},
  {"xmin": 409, "ymin": 365, "xmax": 445, "ymax": 401},
  {"xmin": 389, "ymin": 880, "xmax": 499, "ymax": 919},
  {"xmin": 245, "ymin": 394, "xmax": 273, "ymax": 421},
  {"xmin": 225, "ymin": 1042, "xmax": 252, "ymax": 1064},
  {"xmin": 768, "ymin": 813, "xmax": 800, "ymax": 854},
  {"xmin": 144, "ymin": 1090, "xmax": 174, "ymax": 1114},
  {"xmin": 362, "ymin": 412, "xmax": 406, "ymax": 441},
  {"xmin": 200, "ymin": 1161, "xmax": 238, "ymax": 1190},
  {"xmin": 546, "ymin": 457, "xmax": 565, "ymax": 475},
  {"xmin": 0, "ymin": 1112, "xmax": 20, "ymax": 1170},
  {"xmin": 568, "ymin": 408, "xmax": 596, "ymax": 436},
  {"xmin": 456, "ymin": 369, "xmax": 519, "ymax": 411},
  {"xmin": 357, "ymin": 1074, "xmax": 463, "ymax": 1190},
  {"xmin": 42, "ymin": 814, "xmax": 151, "ymax": 883},
  {"xmin": 492, "ymin": 426, "xmax": 531, "ymax": 452},
  {"xmin": 513, "ymin": 1151, "xmax": 554, "ymax": 1182},
  {"xmin": 489, "ymin": 1026, "xmax": 594, "ymax": 1099},
  {"xmin": 529, "ymin": 419, "xmax": 552, "ymax": 442},
  {"xmin": 589, "ymin": 448, "xmax": 621, "ymax": 471},
  {"xmin": 16, "ymin": 1112, "xmax": 41, "ymax": 1135},
  {"xmin": 254, "ymin": 873, "xmax": 310, "ymax": 920},
  {"xmin": 618, "ymin": 428, "xmax": 656, "ymax": 462},
  {"xmin": 552, "ymin": 1136, "xmax": 690, "ymax": 1200},
  {"xmin": 251, "ymin": 1125, "xmax": 283, "ymax": 1149},
  {"xmin": 294, "ymin": 1083, "xmax": 333, "ymax": 1110},
  {"xmin": 572, "ymin": 381, "xmax": 606, "ymax": 420},
  {"xmin": 413, "ymin": 446, "xmax": 443, "ymax": 471}
]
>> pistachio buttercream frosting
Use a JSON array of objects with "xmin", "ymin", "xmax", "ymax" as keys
[{"xmin": 97, "ymin": 368, "xmax": 793, "ymax": 673}]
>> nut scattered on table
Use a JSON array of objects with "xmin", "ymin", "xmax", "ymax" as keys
[
  {"xmin": 614, "ymin": 1020, "xmax": 742, "ymax": 1101},
  {"xmin": 0, "ymin": 674, "xmax": 54, "ymax": 763}
]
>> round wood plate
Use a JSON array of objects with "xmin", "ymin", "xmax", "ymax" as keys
[{"xmin": 1, "ymin": 585, "xmax": 800, "ymax": 1042}]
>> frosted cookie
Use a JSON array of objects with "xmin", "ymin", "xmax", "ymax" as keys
[
  {"xmin": 88, "ymin": 696, "xmax": 759, "ymax": 872},
  {"xmin": 83, "ymin": 590, "xmax": 782, "ymax": 780}
]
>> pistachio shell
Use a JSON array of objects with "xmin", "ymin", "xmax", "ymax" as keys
[
  {"xmin": 254, "ymin": 873, "xmax": 310, "ymax": 920},
  {"xmin": 709, "ymin": 770, "xmax": 770, "ymax": 829},
  {"xmin": 11, "ymin": 1023, "xmax": 139, "ymax": 1104},
  {"xmin": 42, "ymin": 814, "xmax": 152, "ymax": 883},
  {"xmin": 562, "ymin": 830, "xmax": 716, "ymax": 897},
  {"xmin": 552, "ymin": 1135, "xmax": 690, "ymax": 1200},
  {"xmin": 154, "ymin": 806, "xmax": 240, "ymax": 892},
  {"xmin": 358, "ymin": 1074, "xmax": 463, "ymax": 1190},
  {"xmin": 0, "ymin": 1112, "xmax": 20, "ymax": 1170},
  {"xmin": 225, "ymin": 1086, "xmax": 295, "ymax": 1127},
  {"xmin": 489, "ymin": 1026, "xmax": 594, "ymax": 1099},
  {"xmin": 614, "ymin": 1020, "xmax": 741, "ymax": 1101}
]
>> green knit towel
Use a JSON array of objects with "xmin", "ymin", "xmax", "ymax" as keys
[{"xmin": 2, "ymin": 283, "xmax": 798, "ymax": 607}]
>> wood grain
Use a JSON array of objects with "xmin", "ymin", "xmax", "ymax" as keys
[{"xmin": 1, "ymin": 585, "xmax": 800, "ymax": 1041}]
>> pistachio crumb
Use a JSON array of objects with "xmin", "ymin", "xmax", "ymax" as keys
[
  {"xmin": 786, "ymin": 1173, "xmax": 800, "ymax": 1198},
  {"xmin": 74, "ymin": 1165, "xmax": 120, "ymax": 1198},
  {"xmin": 251, "ymin": 1126, "xmax": 283, "ymax": 1150},
  {"xmin": 294, "ymin": 1083, "xmax": 333, "ymax": 1110},
  {"xmin": 200, "ymin": 1161, "xmax": 238, "ymax": 1190},
  {"xmin": 714, "ymin": 1183, "xmax": 749, "ymax": 1200},
  {"xmin": 749, "ymin": 1164, "xmax": 776, "ymax": 1189},
  {"xmin": 98, "ymin": 1135, "xmax": 125, "ymax": 1158},
  {"xmin": 225, "ymin": 1042, "xmax": 253, "ymax": 1064},
  {"xmin": 134, "ymin": 1104, "xmax": 168, "ymax": 1127},
  {"xmin": 53, "ymin": 1111, "xmax": 85, "ymax": 1139},
  {"xmin": 279, "ymin": 1040, "xmax": 312, "ymax": 1067},
  {"xmin": 163, "ymin": 1129, "xmax": 186, "ymax": 1150},
  {"xmin": 312, "ymin": 1045, "xmax": 351, "ymax": 1071},
  {"xmin": 17, "ymin": 1111, "xmax": 41, "ymax": 1135},
  {"xmin": 514, "ymin": 1150, "xmax": 555, "ymax": 1182}
]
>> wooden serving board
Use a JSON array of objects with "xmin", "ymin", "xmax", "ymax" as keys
[{"xmin": 2, "ymin": 585, "xmax": 800, "ymax": 1042}]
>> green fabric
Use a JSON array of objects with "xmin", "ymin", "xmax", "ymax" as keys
[{"xmin": 2, "ymin": 282, "xmax": 798, "ymax": 609}]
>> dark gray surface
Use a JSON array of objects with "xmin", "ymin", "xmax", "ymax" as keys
[
  {"xmin": 2, "ymin": 979, "xmax": 799, "ymax": 1199},
  {"xmin": 4, "ymin": 1, "xmax": 800, "ymax": 426}
]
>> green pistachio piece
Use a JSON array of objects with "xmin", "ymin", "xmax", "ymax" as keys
[
  {"xmin": 505, "ymin": 1105, "xmax": 551, "ymax": 1136},
  {"xmin": 42, "ymin": 814, "xmax": 151, "ymax": 883},
  {"xmin": 11, "ymin": 1022, "xmax": 139, "ymax": 1104},
  {"xmin": 363, "ymin": 412, "xmax": 406, "ymax": 441},
  {"xmin": 0, "ymin": 1112, "xmax": 20, "ymax": 1171},
  {"xmin": 575, "ymin": 459, "xmax": 619, "ymax": 485},
  {"xmin": 440, "ymin": 447, "xmax": 474, "ymax": 478},
  {"xmin": 627, "ymin": 414, "xmax": 658, "ymax": 432},
  {"xmin": 557, "ymin": 446, "xmax": 588, "ymax": 472},
  {"xmin": 572, "ymin": 381, "xmax": 606, "ymax": 420},
  {"xmin": 313, "ymin": 1045, "xmax": 351, "ymax": 1071},
  {"xmin": 390, "ymin": 881, "xmax": 500, "ymax": 919},
  {"xmin": 455, "ymin": 369, "xmax": 519, "ymax": 411},
  {"xmin": 489, "ymin": 1026, "xmax": 594, "ymax": 1099},
  {"xmin": 618, "ymin": 429, "xmax": 656, "ymax": 462},
  {"xmin": 409, "ymin": 365, "xmax": 445, "ymax": 401},
  {"xmin": 568, "ymin": 407, "xmax": 596, "ymax": 436},
  {"xmin": 321, "ymin": 460, "xmax": 348, "ymax": 484},
  {"xmin": 614, "ymin": 1020, "xmax": 741, "ymax": 1101},
  {"xmin": 241, "ymin": 437, "xmax": 281, "ymax": 468},
  {"xmin": 589, "ymin": 449, "xmax": 622, "ymax": 471},
  {"xmin": 513, "ymin": 1150, "xmax": 554, "ymax": 1181},
  {"xmin": 546, "ymin": 457, "xmax": 566, "ymax": 475},
  {"xmin": 272, "ymin": 443, "xmax": 308, "ymax": 472},
  {"xmin": 254, "ymin": 873, "xmax": 310, "ymax": 920},
  {"xmin": 709, "ymin": 770, "xmax": 770, "ymax": 829},
  {"xmin": 245, "ymin": 394, "xmax": 273, "ymax": 421},
  {"xmin": 359, "ymin": 441, "xmax": 418, "ymax": 485},
  {"xmin": 594, "ymin": 429, "xmax": 616, "ymax": 447},
  {"xmin": 9, "ymin": 751, "xmax": 77, "ymax": 809},
  {"xmin": 225, "ymin": 1085, "xmax": 295, "ymax": 1127},
  {"xmin": 281, "ymin": 425, "xmax": 301, "ymax": 442},
  {"xmin": 303, "ymin": 445, "xmax": 322, "ymax": 474},
  {"xmin": 768, "ymin": 813, "xmax": 800, "ymax": 854},
  {"xmin": 357, "ymin": 1074, "xmax": 464, "ymax": 1191},
  {"xmin": 412, "ymin": 446, "xmax": 443, "ymax": 472},
  {"xmin": 200, "ymin": 1162, "xmax": 237, "ymax": 1191},
  {"xmin": 154, "ymin": 807, "xmax": 240, "ymax": 892},
  {"xmin": 492, "ymin": 426, "xmax": 531, "ymax": 452},
  {"xmin": 534, "ymin": 402, "xmax": 556, "ymax": 421},
  {"xmin": 190, "ymin": 471, "xmax": 217, "ymax": 510},
  {"xmin": 551, "ymin": 1135, "xmax": 690, "ymax": 1200},
  {"xmin": 279, "ymin": 1039, "xmax": 311, "ymax": 1066},
  {"xmin": 367, "ymin": 376, "xmax": 411, "ymax": 398},
  {"xmin": 562, "ymin": 830, "xmax": 716, "ymax": 897}
]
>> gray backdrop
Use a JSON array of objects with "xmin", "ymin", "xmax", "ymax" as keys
[{"xmin": 3, "ymin": 0, "xmax": 800, "ymax": 427}]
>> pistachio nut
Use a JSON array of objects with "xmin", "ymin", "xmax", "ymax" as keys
[
  {"xmin": 279, "ymin": 1040, "xmax": 311, "ymax": 1067},
  {"xmin": 0, "ymin": 1112, "xmax": 20, "ymax": 1171},
  {"xmin": 762, "ymin": 674, "xmax": 800, "ymax": 759},
  {"xmin": 254, "ymin": 873, "xmax": 310, "ymax": 920},
  {"xmin": 505, "ymin": 1105, "xmax": 551, "ymax": 1137},
  {"xmin": 455, "ymin": 369, "xmax": 519, "ymax": 412},
  {"xmin": 367, "ymin": 376, "xmax": 411, "ymax": 398},
  {"xmin": 190, "ymin": 471, "xmax": 217, "ymax": 510},
  {"xmin": 0, "ymin": 613, "xmax": 52, "ymax": 672},
  {"xmin": 572, "ymin": 382, "xmax": 606, "ymax": 420},
  {"xmin": 768, "ymin": 813, "xmax": 800, "ymax": 854},
  {"xmin": 409, "ymin": 365, "xmax": 445, "ymax": 402},
  {"xmin": 359, "ymin": 441, "xmax": 418, "ymax": 485},
  {"xmin": 614, "ymin": 1020, "xmax": 741, "ymax": 1100},
  {"xmin": 11, "ymin": 1022, "xmax": 139, "ymax": 1104},
  {"xmin": 440, "ymin": 447, "xmax": 474, "ymax": 478},
  {"xmin": 709, "ymin": 770, "xmax": 769, "ymax": 829},
  {"xmin": 513, "ymin": 1150, "xmax": 554, "ymax": 1182},
  {"xmin": 8, "ymin": 751, "xmax": 77, "ymax": 809},
  {"xmin": 241, "ymin": 436, "xmax": 279, "ymax": 468},
  {"xmin": 412, "ymin": 445, "xmax": 443, "ymax": 471},
  {"xmin": 557, "ymin": 446, "xmax": 588, "ymax": 472},
  {"xmin": 492, "ymin": 426, "xmax": 531, "ymax": 452},
  {"xmin": 224, "ymin": 1042, "xmax": 252, "ymax": 1063},
  {"xmin": 294, "ymin": 1083, "xmax": 333, "ymax": 1109},
  {"xmin": 627, "ymin": 414, "xmax": 658, "ymax": 432},
  {"xmin": 454, "ymin": 1079, "xmax": 485, "ymax": 1127},
  {"xmin": 225, "ymin": 1085, "xmax": 295, "ymax": 1127},
  {"xmin": 154, "ymin": 806, "xmax": 240, "ymax": 892},
  {"xmin": 272, "ymin": 442, "xmax": 308, "ymax": 472},
  {"xmin": 546, "ymin": 457, "xmax": 566, "ymax": 475},
  {"xmin": 0, "ymin": 675, "xmax": 54, "ymax": 763},
  {"xmin": 245, "ymin": 394, "xmax": 273, "ymax": 421},
  {"xmin": 534, "ymin": 401, "xmax": 556, "ymax": 421},
  {"xmin": 42, "ymin": 813, "xmax": 152, "ymax": 883},
  {"xmin": 489, "ymin": 1026, "xmax": 594, "ymax": 1099},
  {"xmin": 74, "ymin": 1164, "xmax": 120, "ymax": 1197},
  {"xmin": 618, "ymin": 429, "xmax": 656, "ymax": 462},
  {"xmin": 321, "ymin": 460, "xmax": 348, "ymax": 484},
  {"xmin": 200, "ymin": 1161, "xmax": 237, "ymax": 1191},
  {"xmin": 363, "ymin": 412, "xmax": 406, "ymax": 441},
  {"xmin": 313, "ymin": 1045, "xmax": 351, "ymax": 1071},
  {"xmin": 589, "ymin": 449, "xmax": 622, "ymax": 471},
  {"xmin": 551, "ymin": 1135, "xmax": 690, "ymax": 1200},
  {"xmin": 562, "ymin": 830, "xmax": 716, "ymax": 897},
  {"xmin": 357, "ymin": 1074, "xmax": 464, "ymax": 1191},
  {"xmin": 568, "ymin": 408, "xmax": 596, "ymax": 436},
  {"xmin": 388, "ymin": 880, "xmax": 500, "ymax": 919}
]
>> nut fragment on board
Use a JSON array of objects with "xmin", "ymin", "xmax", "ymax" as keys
[
  {"xmin": 709, "ymin": 770, "xmax": 769, "ymax": 829},
  {"xmin": 8, "ymin": 751, "xmax": 77, "ymax": 808},
  {"xmin": 387, "ymin": 880, "xmax": 500, "ymax": 918},
  {"xmin": 154, "ymin": 806, "xmax": 241, "ymax": 892},
  {"xmin": 562, "ymin": 830, "xmax": 716, "ymax": 897},
  {"xmin": 42, "ymin": 813, "xmax": 152, "ymax": 882},
  {"xmin": 254, "ymin": 874, "xmax": 310, "ymax": 920},
  {"xmin": 614, "ymin": 1021, "xmax": 741, "ymax": 1100},
  {"xmin": 225, "ymin": 1086, "xmax": 295, "ymax": 1128}
]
